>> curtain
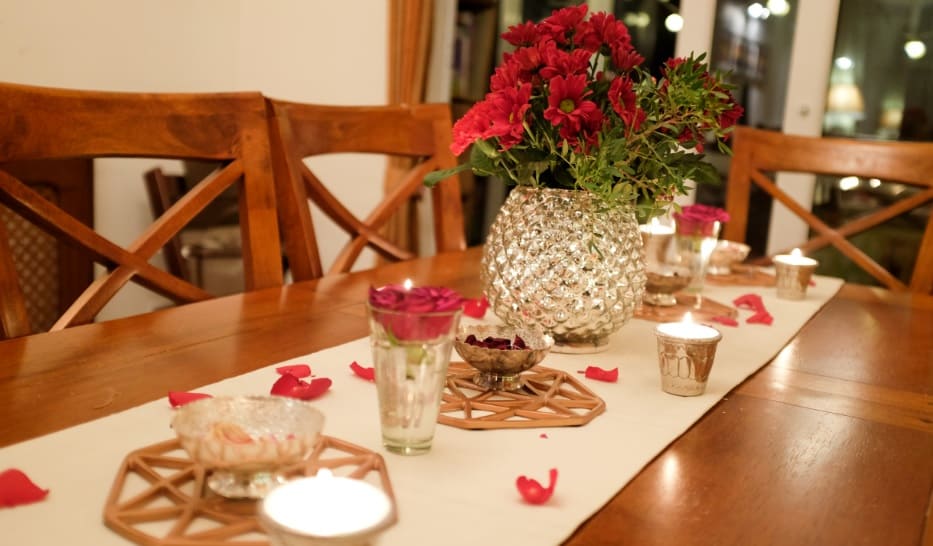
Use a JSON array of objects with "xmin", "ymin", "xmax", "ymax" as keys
[{"xmin": 383, "ymin": 0, "xmax": 433, "ymax": 256}]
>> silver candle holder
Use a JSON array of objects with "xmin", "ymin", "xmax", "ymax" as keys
[
  {"xmin": 773, "ymin": 249, "xmax": 819, "ymax": 300},
  {"xmin": 654, "ymin": 319, "xmax": 722, "ymax": 396}
]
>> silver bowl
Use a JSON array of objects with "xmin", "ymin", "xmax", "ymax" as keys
[
  {"xmin": 172, "ymin": 395, "xmax": 324, "ymax": 499},
  {"xmin": 453, "ymin": 325, "xmax": 553, "ymax": 391},
  {"xmin": 709, "ymin": 240, "xmax": 751, "ymax": 275},
  {"xmin": 644, "ymin": 264, "xmax": 693, "ymax": 306}
]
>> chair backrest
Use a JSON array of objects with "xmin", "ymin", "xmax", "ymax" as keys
[
  {"xmin": 0, "ymin": 82, "xmax": 284, "ymax": 338},
  {"xmin": 266, "ymin": 99, "xmax": 466, "ymax": 280},
  {"xmin": 723, "ymin": 126, "xmax": 933, "ymax": 293}
]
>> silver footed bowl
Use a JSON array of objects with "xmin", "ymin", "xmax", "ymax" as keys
[
  {"xmin": 172, "ymin": 395, "xmax": 325, "ymax": 499},
  {"xmin": 709, "ymin": 240, "xmax": 751, "ymax": 275},
  {"xmin": 453, "ymin": 324, "xmax": 553, "ymax": 392}
]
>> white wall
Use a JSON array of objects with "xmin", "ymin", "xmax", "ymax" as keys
[{"xmin": 0, "ymin": 0, "xmax": 387, "ymax": 320}]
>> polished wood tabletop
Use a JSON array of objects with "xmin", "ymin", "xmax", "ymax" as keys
[{"xmin": 1, "ymin": 247, "xmax": 931, "ymax": 546}]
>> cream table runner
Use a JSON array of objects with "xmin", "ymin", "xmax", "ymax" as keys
[{"xmin": 1, "ymin": 276, "xmax": 844, "ymax": 545}]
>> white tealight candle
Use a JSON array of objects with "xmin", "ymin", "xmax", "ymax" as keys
[
  {"xmin": 773, "ymin": 248, "xmax": 818, "ymax": 267},
  {"xmin": 402, "ymin": 278, "xmax": 414, "ymax": 290},
  {"xmin": 260, "ymin": 469, "xmax": 395, "ymax": 541},
  {"xmin": 656, "ymin": 320, "xmax": 721, "ymax": 341}
]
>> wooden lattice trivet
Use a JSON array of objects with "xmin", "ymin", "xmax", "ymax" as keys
[
  {"xmin": 707, "ymin": 264, "xmax": 776, "ymax": 287},
  {"xmin": 438, "ymin": 363, "xmax": 606, "ymax": 429},
  {"xmin": 103, "ymin": 436, "xmax": 396, "ymax": 546},
  {"xmin": 635, "ymin": 294, "xmax": 737, "ymax": 323}
]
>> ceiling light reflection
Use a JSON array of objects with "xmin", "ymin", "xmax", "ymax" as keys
[
  {"xmin": 834, "ymin": 56, "xmax": 853, "ymax": 70},
  {"xmin": 767, "ymin": 0, "xmax": 791, "ymax": 16},
  {"xmin": 838, "ymin": 176, "xmax": 860, "ymax": 191}
]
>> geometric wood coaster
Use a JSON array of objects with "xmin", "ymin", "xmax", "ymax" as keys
[
  {"xmin": 103, "ymin": 436, "xmax": 396, "ymax": 546},
  {"xmin": 707, "ymin": 264, "xmax": 777, "ymax": 287},
  {"xmin": 635, "ymin": 293, "xmax": 737, "ymax": 324},
  {"xmin": 437, "ymin": 363, "xmax": 606, "ymax": 430}
]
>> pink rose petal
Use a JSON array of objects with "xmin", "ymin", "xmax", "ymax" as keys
[
  {"xmin": 0, "ymin": 469, "xmax": 49, "ymax": 507},
  {"xmin": 276, "ymin": 364, "xmax": 311, "ymax": 378},
  {"xmin": 462, "ymin": 297, "xmax": 489, "ymax": 319},
  {"xmin": 350, "ymin": 361, "xmax": 375, "ymax": 381},
  {"xmin": 711, "ymin": 315, "xmax": 739, "ymax": 327},
  {"xmin": 167, "ymin": 391, "xmax": 212, "ymax": 408},
  {"xmin": 516, "ymin": 468, "xmax": 558, "ymax": 505},
  {"xmin": 746, "ymin": 311, "xmax": 774, "ymax": 325},
  {"xmin": 539, "ymin": 433, "xmax": 549, "ymax": 439},
  {"xmin": 584, "ymin": 366, "xmax": 619, "ymax": 382}
]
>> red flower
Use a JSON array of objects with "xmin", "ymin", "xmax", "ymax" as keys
[
  {"xmin": 544, "ymin": 74, "xmax": 601, "ymax": 141},
  {"xmin": 611, "ymin": 43, "xmax": 645, "ymax": 71},
  {"xmin": 489, "ymin": 60, "xmax": 523, "ymax": 92},
  {"xmin": 608, "ymin": 76, "xmax": 645, "ymax": 131},
  {"xmin": 485, "ymin": 83, "xmax": 532, "ymax": 151},
  {"xmin": 502, "ymin": 21, "xmax": 540, "ymax": 47},
  {"xmin": 539, "ymin": 40, "xmax": 592, "ymax": 80},
  {"xmin": 539, "ymin": 4, "xmax": 589, "ymax": 46},
  {"xmin": 368, "ymin": 285, "xmax": 463, "ymax": 341},
  {"xmin": 586, "ymin": 12, "xmax": 633, "ymax": 54},
  {"xmin": 450, "ymin": 101, "xmax": 493, "ymax": 156}
]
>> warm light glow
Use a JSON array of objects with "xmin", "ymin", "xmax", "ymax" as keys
[
  {"xmin": 838, "ymin": 176, "xmax": 860, "ymax": 191},
  {"xmin": 834, "ymin": 56, "xmax": 853, "ymax": 70},
  {"xmin": 747, "ymin": 3, "xmax": 770, "ymax": 19},
  {"xmin": 402, "ymin": 278, "xmax": 413, "ymax": 290},
  {"xmin": 826, "ymin": 83, "xmax": 865, "ymax": 114},
  {"xmin": 790, "ymin": 248, "xmax": 803, "ymax": 259},
  {"xmin": 261, "ymin": 469, "xmax": 393, "ymax": 537},
  {"xmin": 623, "ymin": 12, "xmax": 651, "ymax": 28},
  {"xmin": 767, "ymin": 0, "xmax": 790, "ymax": 16},
  {"xmin": 656, "ymin": 316, "xmax": 721, "ymax": 341},
  {"xmin": 664, "ymin": 13, "xmax": 684, "ymax": 33},
  {"xmin": 905, "ymin": 40, "xmax": 927, "ymax": 59},
  {"xmin": 683, "ymin": 311, "xmax": 694, "ymax": 323},
  {"xmin": 869, "ymin": 178, "xmax": 882, "ymax": 188}
]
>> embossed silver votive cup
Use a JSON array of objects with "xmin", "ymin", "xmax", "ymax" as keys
[
  {"xmin": 654, "ymin": 322, "xmax": 722, "ymax": 396},
  {"xmin": 773, "ymin": 252, "xmax": 819, "ymax": 300}
]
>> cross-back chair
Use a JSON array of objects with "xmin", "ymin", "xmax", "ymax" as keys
[
  {"xmin": 0, "ymin": 82, "xmax": 284, "ymax": 338},
  {"xmin": 266, "ymin": 100, "xmax": 466, "ymax": 281},
  {"xmin": 723, "ymin": 126, "xmax": 933, "ymax": 293}
]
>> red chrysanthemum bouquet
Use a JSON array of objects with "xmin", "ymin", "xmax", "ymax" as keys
[{"xmin": 427, "ymin": 4, "xmax": 743, "ymax": 216}]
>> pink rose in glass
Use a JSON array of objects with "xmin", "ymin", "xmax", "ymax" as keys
[
  {"xmin": 368, "ymin": 285, "xmax": 463, "ymax": 341},
  {"xmin": 673, "ymin": 204, "xmax": 730, "ymax": 237}
]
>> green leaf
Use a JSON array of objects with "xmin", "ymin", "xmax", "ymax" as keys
[{"xmin": 423, "ymin": 163, "xmax": 469, "ymax": 187}]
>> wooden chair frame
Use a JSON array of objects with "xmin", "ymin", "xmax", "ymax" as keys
[
  {"xmin": 723, "ymin": 126, "xmax": 933, "ymax": 293},
  {"xmin": 267, "ymin": 100, "xmax": 465, "ymax": 280},
  {"xmin": 0, "ymin": 82, "xmax": 284, "ymax": 338}
]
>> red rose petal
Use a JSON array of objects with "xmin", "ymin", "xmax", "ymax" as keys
[
  {"xmin": 539, "ymin": 433, "xmax": 548, "ymax": 439},
  {"xmin": 290, "ymin": 378, "xmax": 333, "ymax": 400},
  {"xmin": 733, "ymin": 293, "xmax": 766, "ymax": 312},
  {"xmin": 350, "ymin": 361, "xmax": 375, "ymax": 381},
  {"xmin": 167, "ymin": 391, "xmax": 212, "ymax": 408},
  {"xmin": 0, "ymin": 469, "xmax": 49, "ymax": 507},
  {"xmin": 710, "ymin": 315, "xmax": 739, "ymax": 327},
  {"xmin": 584, "ymin": 366, "xmax": 619, "ymax": 382},
  {"xmin": 516, "ymin": 468, "xmax": 558, "ymax": 505},
  {"xmin": 746, "ymin": 311, "xmax": 774, "ymax": 325},
  {"xmin": 276, "ymin": 364, "xmax": 311, "ymax": 378},
  {"xmin": 809, "ymin": 279, "xmax": 817, "ymax": 287},
  {"xmin": 271, "ymin": 373, "xmax": 301, "ymax": 396},
  {"xmin": 462, "ymin": 297, "xmax": 489, "ymax": 319}
]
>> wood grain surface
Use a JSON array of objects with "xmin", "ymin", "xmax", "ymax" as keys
[{"xmin": 1, "ymin": 247, "xmax": 930, "ymax": 545}]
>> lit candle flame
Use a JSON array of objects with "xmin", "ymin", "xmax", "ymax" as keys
[
  {"xmin": 402, "ymin": 278, "xmax": 413, "ymax": 290},
  {"xmin": 683, "ymin": 311, "xmax": 694, "ymax": 323},
  {"xmin": 791, "ymin": 248, "xmax": 803, "ymax": 258}
]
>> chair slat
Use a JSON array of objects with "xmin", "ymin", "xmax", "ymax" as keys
[
  {"xmin": 724, "ymin": 127, "xmax": 933, "ymax": 294},
  {"xmin": 268, "ymin": 100, "xmax": 465, "ymax": 279}
]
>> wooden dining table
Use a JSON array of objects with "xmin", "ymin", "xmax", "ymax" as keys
[{"xmin": 1, "ymin": 246, "xmax": 931, "ymax": 545}]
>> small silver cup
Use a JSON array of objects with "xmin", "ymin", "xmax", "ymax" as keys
[
  {"xmin": 773, "ymin": 252, "xmax": 818, "ymax": 300},
  {"xmin": 654, "ymin": 321, "xmax": 722, "ymax": 396}
]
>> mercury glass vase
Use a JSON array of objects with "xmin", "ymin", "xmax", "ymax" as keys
[{"xmin": 482, "ymin": 187, "xmax": 646, "ymax": 353}]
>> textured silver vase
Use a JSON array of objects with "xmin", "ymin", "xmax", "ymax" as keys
[{"xmin": 482, "ymin": 187, "xmax": 646, "ymax": 353}]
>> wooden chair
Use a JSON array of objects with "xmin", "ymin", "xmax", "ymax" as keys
[
  {"xmin": 0, "ymin": 82, "xmax": 284, "ymax": 338},
  {"xmin": 266, "ymin": 100, "xmax": 466, "ymax": 280},
  {"xmin": 723, "ymin": 126, "xmax": 933, "ymax": 293}
]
